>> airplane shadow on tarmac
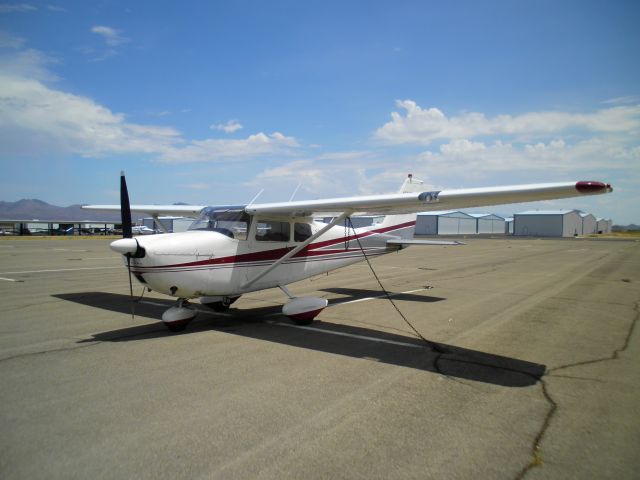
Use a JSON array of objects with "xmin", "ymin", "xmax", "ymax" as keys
[{"xmin": 54, "ymin": 291, "xmax": 546, "ymax": 388}]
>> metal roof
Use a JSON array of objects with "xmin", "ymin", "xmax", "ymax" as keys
[
  {"xmin": 417, "ymin": 210, "xmax": 474, "ymax": 218},
  {"xmin": 468, "ymin": 213, "xmax": 505, "ymax": 220},
  {"xmin": 515, "ymin": 209, "xmax": 577, "ymax": 216}
]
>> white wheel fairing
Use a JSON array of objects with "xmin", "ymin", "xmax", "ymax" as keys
[
  {"xmin": 162, "ymin": 305, "xmax": 197, "ymax": 323},
  {"xmin": 282, "ymin": 297, "xmax": 328, "ymax": 321}
]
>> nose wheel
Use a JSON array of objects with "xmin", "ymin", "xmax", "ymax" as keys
[{"xmin": 162, "ymin": 298, "xmax": 197, "ymax": 332}]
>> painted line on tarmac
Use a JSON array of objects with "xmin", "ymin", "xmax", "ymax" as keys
[
  {"xmin": 269, "ymin": 321, "xmax": 424, "ymax": 348},
  {"xmin": 0, "ymin": 266, "xmax": 121, "ymax": 275},
  {"xmin": 327, "ymin": 287, "xmax": 432, "ymax": 306},
  {"xmin": 0, "ymin": 277, "xmax": 23, "ymax": 282}
]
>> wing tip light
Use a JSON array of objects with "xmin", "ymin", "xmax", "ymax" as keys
[{"xmin": 575, "ymin": 181, "xmax": 613, "ymax": 194}]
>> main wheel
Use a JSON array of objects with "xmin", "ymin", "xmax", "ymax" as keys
[
  {"xmin": 292, "ymin": 317, "xmax": 314, "ymax": 326},
  {"xmin": 166, "ymin": 321, "xmax": 189, "ymax": 332}
]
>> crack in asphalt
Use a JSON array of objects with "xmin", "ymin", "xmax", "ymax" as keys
[
  {"xmin": 0, "ymin": 339, "xmax": 104, "ymax": 363},
  {"xmin": 515, "ymin": 300, "xmax": 639, "ymax": 480}
]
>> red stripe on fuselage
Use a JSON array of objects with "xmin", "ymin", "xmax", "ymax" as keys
[{"xmin": 137, "ymin": 220, "xmax": 415, "ymax": 270}]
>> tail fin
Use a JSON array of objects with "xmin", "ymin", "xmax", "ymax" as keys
[
  {"xmin": 399, "ymin": 173, "xmax": 424, "ymax": 193},
  {"xmin": 379, "ymin": 174, "xmax": 423, "ymax": 239}
]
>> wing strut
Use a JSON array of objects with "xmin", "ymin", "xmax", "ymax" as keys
[{"xmin": 241, "ymin": 212, "xmax": 349, "ymax": 289}]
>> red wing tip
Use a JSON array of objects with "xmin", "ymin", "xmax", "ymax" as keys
[{"xmin": 575, "ymin": 181, "xmax": 612, "ymax": 194}]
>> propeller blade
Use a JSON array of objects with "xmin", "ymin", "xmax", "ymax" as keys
[
  {"xmin": 120, "ymin": 171, "xmax": 132, "ymax": 239},
  {"xmin": 120, "ymin": 171, "xmax": 135, "ymax": 319}
]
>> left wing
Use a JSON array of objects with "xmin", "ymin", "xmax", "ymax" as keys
[
  {"xmin": 245, "ymin": 181, "xmax": 612, "ymax": 217},
  {"xmin": 82, "ymin": 204, "xmax": 206, "ymax": 217}
]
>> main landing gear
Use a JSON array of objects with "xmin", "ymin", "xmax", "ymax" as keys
[
  {"xmin": 160, "ymin": 289, "xmax": 328, "ymax": 333},
  {"xmin": 200, "ymin": 295, "xmax": 241, "ymax": 312},
  {"xmin": 279, "ymin": 285, "xmax": 328, "ymax": 326},
  {"xmin": 161, "ymin": 298, "xmax": 197, "ymax": 332}
]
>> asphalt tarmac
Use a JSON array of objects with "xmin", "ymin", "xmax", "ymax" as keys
[{"xmin": 1, "ymin": 236, "xmax": 638, "ymax": 479}]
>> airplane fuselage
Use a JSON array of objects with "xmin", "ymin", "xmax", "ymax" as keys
[{"xmin": 128, "ymin": 218, "xmax": 413, "ymax": 298}]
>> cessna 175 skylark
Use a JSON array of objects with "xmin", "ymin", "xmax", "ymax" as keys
[{"xmin": 83, "ymin": 174, "xmax": 612, "ymax": 332}]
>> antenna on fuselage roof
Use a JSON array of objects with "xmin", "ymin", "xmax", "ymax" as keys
[
  {"xmin": 289, "ymin": 182, "xmax": 302, "ymax": 201},
  {"xmin": 247, "ymin": 189, "xmax": 264, "ymax": 206}
]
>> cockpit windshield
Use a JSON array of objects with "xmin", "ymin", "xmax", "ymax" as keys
[{"xmin": 188, "ymin": 207, "xmax": 250, "ymax": 240}]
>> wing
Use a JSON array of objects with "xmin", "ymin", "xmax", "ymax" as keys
[
  {"xmin": 82, "ymin": 204, "xmax": 206, "ymax": 217},
  {"xmin": 245, "ymin": 181, "xmax": 612, "ymax": 217}
]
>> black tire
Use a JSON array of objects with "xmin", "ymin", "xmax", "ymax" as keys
[
  {"xmin": 292, "ymin": 317, "xmax": 314, "ymax": 326},
  {"xmin": 166, "ymin": 322, "xmax": 188, "ymax": 332},
  {"xmin": 208, "ymin": 302, "xmax": 230, "ymax": 313}
]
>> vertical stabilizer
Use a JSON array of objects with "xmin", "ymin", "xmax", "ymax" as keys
[
  {"xmin": 399, "ymin": 173, "xmax": 424, "ymax": 193},
  {"xmin": 379, "ymin": 174, "xmax": 424, "ymax": 239}
]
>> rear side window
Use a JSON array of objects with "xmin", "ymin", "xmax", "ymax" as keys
[
  {"xmin": 294, "ymin": 222, "xmax": 312, "ymax": 242},
  {"xmin": 255, "ymin": 220, "xmax": 290, "ymax": 242}
]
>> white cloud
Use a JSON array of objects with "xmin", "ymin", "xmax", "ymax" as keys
[
  {"xmin": 0, "ymin": 48, "xmax": 300, "ymax": 162},
  {"xmin": 210, "ymin": 120, "xmax": 243, "ymax": 133},
  {"xmin": 0, "ymin": 30, "xmax": 25, "ymax": 48},
  {"xmin": 0, "ymin": 3, "xmax": 36, "ymax": 13},
  {"xmin": 601, "ymin": 95, "xmax": 640, "ymax": 105},
  {"xmin": 0, "ymin": 74, "xmax": 181, "ymax": 156},
  {"xmin": 245, "ymin": 160, "xmax": 366, "ymax": 197},
  {"xmin": 375, "ymin": 99, "xmax": 640, "ymax": 145},
  {"xmin": 0, "ymin": 46, "xmax": 58, "ymax": 81},
  {"xmin": 439, "ymin": 139, "xmax": 486, "ymax": 155},
  {"xmin": 410, "ymin": 136, "xmax": 639, "ymax": 179},
  {"xmin": 91, "ymin": 25, "xmax": 128, "ymax": 46},
  {"xmin": 160, "ymin": 132, "xmax": 299, "ymax": 163}
]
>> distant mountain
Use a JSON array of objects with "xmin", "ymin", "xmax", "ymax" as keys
[
  {"xmin": 613, "ymin": 224, "xmax": 640, "ymax": 232},
  {"xmin": 0, "ymin": 199, "xmax": 121, "ymax": 222}
]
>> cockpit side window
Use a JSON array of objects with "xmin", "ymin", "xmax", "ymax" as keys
[
  {"xmin": 188, "ymin": 208, "xmax": 251, "ymax": 240},
  {"xmin": 294, "ymin": 222, "xmax": 312, "ymax": 242},
  {"xmin": 255, "ymin": 220, "xmax": 290, "ymax": 242}
]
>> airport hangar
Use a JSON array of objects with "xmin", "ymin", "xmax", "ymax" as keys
[
  {"xmin": 1, "ymin": 210, "xmax": 612, "ymax": 238},
  {"xmin": 414, "ymin": 209, "xmax": 611, "ymax": 237}
]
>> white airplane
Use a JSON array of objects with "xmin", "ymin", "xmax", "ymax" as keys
[
  {"xmin": 131, "ymin": 225, "xmax": 157, "ymax": 235},
  {"xmin": 83, "ymin": 174, "xmax": 612, "ymax": 332}
]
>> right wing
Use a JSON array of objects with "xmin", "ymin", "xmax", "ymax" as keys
[
  {"xmin": 83, "ymin": 181, "xmax": 612, "ymax": 219},
  {"xmin": 245, "ymin": 181, "xmax": 612, "ymax": 217},
  {"xmin": 434, "ymin": 181, "xmax": 613, "ymax": 211}
]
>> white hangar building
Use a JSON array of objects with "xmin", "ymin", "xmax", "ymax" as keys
[
  {"xmin": 504, "ymin": 217, "xmax": 514, "ymax": 235},
  {"xmin": 513, "ymin": 210, "xmax": 583, "ymax": 237},
  {"xmin": 415, "ymin": 210, "xmax": 477, "ymax": 235},
  {"xmin": 596, "ymin": 218, "xmax": 612, "ymax": 234},
  {"xmin": 580, "ymin": 212, "xmax": 597, "ymax": 235},
  {"xmin": 469, "ymin": 213, "xmax": 506, "ymax": 234}
]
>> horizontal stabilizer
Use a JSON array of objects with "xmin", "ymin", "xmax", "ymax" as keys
[{"xmin": 387, "ymin": 239, "xmax": 465, "ymax": 246}]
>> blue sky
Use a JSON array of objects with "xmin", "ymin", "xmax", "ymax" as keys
[{"xmin": 1, "ymin": 0, "xmax": 639, "ymax": 223}]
